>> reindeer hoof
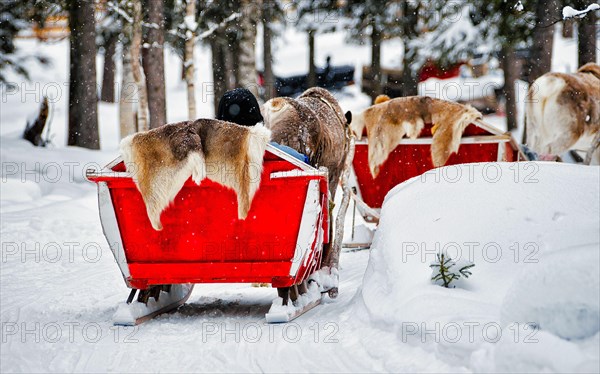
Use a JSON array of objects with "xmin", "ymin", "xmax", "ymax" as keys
[{"xmin": 328, "ymin": 287, "xmax": 338, "ymax": 299}]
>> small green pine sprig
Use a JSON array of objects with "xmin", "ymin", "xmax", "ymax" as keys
[{"xmin": 430, "ymin": 252, "xmax": 475, "ymax": 288}]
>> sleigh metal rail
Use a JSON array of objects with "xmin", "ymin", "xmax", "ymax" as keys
[{"xmin": 354, "ymin": 134, "xmax": 512, "ymax": 146}]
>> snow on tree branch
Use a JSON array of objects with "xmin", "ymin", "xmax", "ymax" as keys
[
  {"xmin": 409, "ymin": 5, "xmax": 491, "ymax": 72},
  {"xmin": 514, "ymin": 1, "xmax": 524, "ymax": 12},
  {"xmin": 184, "ymin": 15, "xmax": 198, "ymax": 31},
  {"xmin": 197, "ymin": 12, "xmax": 241, "ymax": 40},
  {"xmin": 106, "ymin": 2, "xmax": 161, "ymax": 29},
  {"xmin": 106, "ymin": 1, "xmax": 133, "ymax": 23},
  {"xmin": 562, "ymin": 3, "xmax": 600, "ymax": 20}
]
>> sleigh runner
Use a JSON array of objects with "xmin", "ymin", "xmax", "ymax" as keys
[{"xmin": 87, "ymin": 144, "xmax": 337, "ymax": 325}]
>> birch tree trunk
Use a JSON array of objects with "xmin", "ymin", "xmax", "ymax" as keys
[
  {"xmin": 131, "ymin": 0, "xmax": 149, "ymax": 132},
  {"xmin": 238, "ymin": 0, "xmax": 259, "ymax": 97},
  {"xmin": 184, "ymin": 0, "xmax": 197, "ymax": 119},
  {"xmin": 119, "ymin": 43, "xmax": 137, "ymax": 138}
]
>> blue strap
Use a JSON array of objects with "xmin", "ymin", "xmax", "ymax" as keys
[
  {"xmin": 520, "ymin": 144, "xmax": 538, "ymax": 161},
  {"xmin": 269, "ymin": 142, "xmax": 310, "ymax": 164}
]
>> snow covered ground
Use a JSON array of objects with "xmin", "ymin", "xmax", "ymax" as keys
[{"xmin": 1, "ymin": 27, "xmax": 599, "ymax": 373}]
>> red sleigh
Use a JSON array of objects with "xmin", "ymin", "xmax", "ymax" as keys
[
  {"xmin": 349, "ymin": 119, "xmax": 527, "ymax": 225},
  {"xmin": 86, "ymin": 144, "xmax": 334, "ymax": 324}
]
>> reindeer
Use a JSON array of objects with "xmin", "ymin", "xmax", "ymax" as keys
[{"xmin": 526, "ymin": 63, "xmax": 600, "ymax": 164}]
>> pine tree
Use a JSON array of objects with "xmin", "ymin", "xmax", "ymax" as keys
[
  {"xmin": 261, "ymin": 0, "xmax": 285, "ymax": 101},
  {"xmin": 131, "ymin": 0, "xmax": 150, "ymax": 131},
  {"xmin": 410, "ymin": 0, "xmax": 550, "ymax": 131},
  {"xmin": 98, "ymin": 5, "xmax": 121, "ymax": 103},
  {"xmin": 344, "ymin": 0, "xmax": 405, "ymax": 100},
  {"xmin": 163, "ymin": 0, "xmax": 186, "ymax": 59},
  {"xmin": 100, "ymin": 0, "xmax": 139, "ymax": 138},
  {"xmin": 572, "ymin": 0, "xmax": 598, "ymax": 66},
  {"xmin": 529, "ymin": 0, "xmax": 558, "ymax": 83},
  {"xmin": 0, "ymin": 0, "xmax": 55, "ymax": 85},
  {"xmin": 295, "ymin": 0, "xmax": 340, "ymax": 88},
  {"xmin": 183, "ymin": 0, "xmax": 197, "ymax": 119},
  {"xmin": 197, "ymin": 0, "xmax": 246, "ymax": 110},
  {"xmin": 142, "ymin": 0, "xmax": 167, "ymax": 128},
  {"xmin": 198, "ymin": 1, "xmax": 231, "ymax": 111},
  {"xmin": 67, "ymin": 0, "xmax": 100, "ymax": 149},
  {"xmin": 398, "ymin": 1, "xmax": 422, "ymax": 97},
  {"xmin": 100, "ymin": 33, "xmax": 117, "ymax": 103},
  {"xmin": 262, "ymin": 6, "xmax": 274, "ymax": 99},
  {"xmin": 238, "ymin": 0, "xmax": 260, "ymax": 97},
  {"xmin": 430, "ymin": 252, "xmax": 475, "ymax": 288}
]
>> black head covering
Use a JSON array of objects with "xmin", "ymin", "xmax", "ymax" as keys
[{"xmin": 216, "ymin": 88, "xmax": 264, "ymax": 127}]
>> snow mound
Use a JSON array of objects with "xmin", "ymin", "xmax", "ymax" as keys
[
  {"xmin": 471, "ymin": 326, "xmax": 596, "ymax": 373},
  {"xmin": 501, "ymin": 244, "xmax": 600, "ymax": 340},
  {"xmin": 356, "ymin": 162, "xmax": 599, "ymax": 369}
]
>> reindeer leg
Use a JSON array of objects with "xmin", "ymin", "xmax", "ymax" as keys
[
  {"xmin": 322, "ymin": 136, "xmax": 355, "ymax": 298},
  {"xmin": 584, "ymin": 131, "xmax": 600, "ymax": 165}
]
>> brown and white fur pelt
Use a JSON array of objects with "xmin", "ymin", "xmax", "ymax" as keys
[
  {"xmin": 120, "ymin": 119, "xmax": 271, "ymax": 230},
  {"xmin": 526, "ymin": 63, "xmax": 600, "ymax": 164},
  {"xmin": 262, "ymin": 87, "xmax": 349, "ymax": 198},
  {"xmin": 351, "ymin": 95, "xmax": 482, "ymax": 176}
]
